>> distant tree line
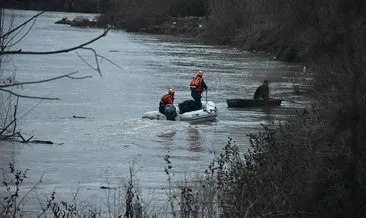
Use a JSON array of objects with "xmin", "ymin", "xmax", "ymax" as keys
[
  {"xmin": 90, "ymin": 0, "xmax": 366, "ymax": 62},
  {"xmin": 2, "ymin": 0, "xmax": 209, "ymax": 15},
  {"xmin": 2, "ymin": 0, "xmax": 115, "ymax": 13}
]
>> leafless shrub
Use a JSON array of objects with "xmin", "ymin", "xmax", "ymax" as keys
[
  {"xmin": 1, "ymin": 162, "xmax": 157, "ymax": 217},
  {"xmin": 100, "ymin": 162, "xmax": 155, "ymax": 218},
  {"xmin": 38, "ymin": 190, "xmax": 102, "ymax": 218},
  {"xmin": 164, "ymin": 153, "xmax": 220, "ymax": 218},
  {"xmin": 1, "ymin": 163, "xmax": 32, "ymax": 217}
]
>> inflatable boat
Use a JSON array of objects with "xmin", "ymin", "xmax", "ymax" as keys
[{"xmin": 142, "ymin": 100, "xmax": 217, "ymax": 123}]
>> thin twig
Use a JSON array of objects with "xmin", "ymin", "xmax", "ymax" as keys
[
  {"xmin": 2, "ymin": 90, "xmax": 13, "ymax": 128},
  {"xmin": 5, "ymin": 15, "xmax": 38, "ymax": 48},
  {"xmin": 1, "ymin": 132, "xmax": 18, "ymax": 140},
  {"xmin": 0, "ymin": 71, "xmax": 79, "ymax": 88},
  {"xmin": 0, "ymin": 88, "xmax": 60, "ymax": 100},
  {"xmin": 244, "ymin": 196, "xmax": 260, "ymax": 218},
  {"xmin": 0, "ymin": 118, "xmax": 16, "ymax": 136},
  {"xmin": 77, "ymin": 47, "xmax": 125, "ymax": 76},
  {"xmin": 1, "ymin": 29, "xmax": 109, "ymax": 55},
  {"xmin": 3, "ymin": 21, "xmax": 27, "ymax": 49},
  {"xmin": 97, "ymin": 54, "xmax": 124, "ymax": 71},
  {"xmin": 35, "ymin": 188, "xmax": 46, "ymax": 216},
  {"xmin": 81, "ymin": 47, "xmax": 102, "ymax": 77},
  {"xmin": 25, "ymin": 135, "xmax": 34, "ymax": 143},
  {"xmin": 265, "ymin": 210, "xmax": 315, "ymax": 217},
  {"xmin": 0, "ymin": 11, "xmax": 46, "ymax": 39},
  {"xmin": 17, "ymin": 100, "xmax": 44, "ymax": 123},
  {"xmin": 17, "ymin": 174, "xmax": 44, "ymax": 209},
  {"xmin": 66, "ymin": 75, "xmax": 92, "ymax": 79},
  {"xmin": 75, "ymin": 52, "xmax": 99, "ymax": 73},
  {"xmin": 12, "ymin": 96, "xmax": 19, "ymax": 134},
  {"xmin": 15, "ymin": 132, "xmax": 32, "ymax": 143}
]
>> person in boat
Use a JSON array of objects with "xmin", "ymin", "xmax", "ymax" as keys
[
  {"xmin": 190, "ymin": 70, "xmax": 208, "ymax": 108},
  {"xmin": 159, "ymin": 88, "xmax": 175, "ymax": 114},
  {"xmin": 253, "ymin": 80, "xmax": 270, "ymax": 100}
]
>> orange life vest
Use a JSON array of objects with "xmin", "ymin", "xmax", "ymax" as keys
[
  {"xmin": 190, "ymin": 76, "xmax": 204, "ymax": 94},
  {"xmin": 160, "ymin": 94, "xmax": 174, "ymax": 107}
]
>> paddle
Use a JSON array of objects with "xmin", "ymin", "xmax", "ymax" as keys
[
  {"xmin": 200, "ymin": 89, "xmax": 208, "ymax": 111},
  {"xmin": 205, "ymin": 89, "xmax": 208, "ymax": 103}
]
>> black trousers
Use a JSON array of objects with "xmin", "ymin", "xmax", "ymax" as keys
[
  {"xmin": 159, "ymin": 106, "xmax": 165, "ymax": 114},
  {"xmin": 190, "ymin": 88, "xmax": 202, "ymax": 108},
  {"xmin": 191, "ymin": 88, "xmax": 202, "ymax": 101}
]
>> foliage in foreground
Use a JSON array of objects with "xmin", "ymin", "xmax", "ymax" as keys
[{"xmin": 0, "ymin": 162, "xmax": 153, "ymax": 217}]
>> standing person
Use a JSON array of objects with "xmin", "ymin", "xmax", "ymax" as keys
[
  {"xmin": 159, "ymin": 89, "xmax": 175, "ymax": 114},
  {"xmin": 253, "ymin": 80, "xmax": 270, "ymax": 100},
  {"xmin": 189, "ymin": 70, "xmax": 208, "ymax": 108}
]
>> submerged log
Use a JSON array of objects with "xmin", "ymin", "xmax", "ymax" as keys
[
  {"xmin": 73, "ymin": 115, "xmax": 86, "ymax": 118},
  {"xmin": 30, "ymin": 140, "xmax": 53, "ymax": 144}
]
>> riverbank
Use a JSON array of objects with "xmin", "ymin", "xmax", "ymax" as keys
[
  {"xmin": 55, "ymin": 15, "xmax": 293, "ymax": 61},
  {"xmin": 54, "ymin": 15, "xmax": 206, "ymax": 38}
]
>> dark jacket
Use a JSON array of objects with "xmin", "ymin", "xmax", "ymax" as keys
[{"xmin": 253, "ymin": 84, "xmax": 269, "ymax": 100}]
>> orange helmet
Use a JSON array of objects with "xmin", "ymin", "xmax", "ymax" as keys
[
  {"xmin": 197, "ymin": 70, "xmax": 204, "ymax": 77},
  {"xmin": 168, "ymin": 88, "xmax": 175, "ymax": 95}
]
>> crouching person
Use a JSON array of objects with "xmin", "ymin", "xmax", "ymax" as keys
[{"xmin": 159, "ymin": 89, "xmax": 177, "ymax": 120}]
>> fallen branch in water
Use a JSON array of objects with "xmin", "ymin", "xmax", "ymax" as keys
[
  {"xmin": 0, "ymin": 130, "xmax": 55, "ymax": 144},
  {"xmin": 29, "ymin": 140, "xmax": 53, "ymax": 144},
  {"xmin": 72, "ymin": 115, "xmax": 87, "ymax": 119}
]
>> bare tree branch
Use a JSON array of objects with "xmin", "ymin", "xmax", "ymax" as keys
[
  {"xmin": 12, "ymin": 96, "xmax": 19, "ymax": 134},
  {"xmin": 5, "ymin": 15, "xmax": 38, "ymax": 48},
  {"xmin": 1, "ymin": 29, "xmax": 110, "ymax": 55},
  {"xmin": 0, "ymin": 71, "xmax": 88, "ymax": 88},
  {"xmin": 0, "ymin": 88, "xmax": 60, "ymax": 100},
  {"xmin": 17, "ymin": 99, "xmax": 44, "ymax": 123},
  {"xmin": 0, "ymin": 11, "xmax": 46, "ymax": 40},
  {"xmin": 0, "ymin": 10, "xmax": 111, "ymax": 143},
  {"xmin": 67, "ymin": 75, "xmax": 93, "ymax": 79},
  {"xmin": 16, "ymin": 132, "xmax": 26, "ymax": 142},
  {"xmin": 17, "ymin": 174, "xmax": 44, "ymax": 208},
  {"xmin": 76, "ymin": 52, "xmax": 97, "ymax": 70},
  {"xmin": 97, "ymin": 53, "xmax": 124, "ymax": 71},
  {"xmin": 76, "ymin": 48, "xmax": 103, "ymax": 77},
  {"xmin": 0, "ymin": 116, "xmax": 16, "ymax": 135},
  {"xmin": 81, "ymin": 47, "xmax": 101, "ymax": 77},
  {"xmin": 78, "ymin": 46, "xmax": 125, "ymax": 76}
]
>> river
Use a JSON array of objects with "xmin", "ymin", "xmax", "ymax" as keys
[{"xmin": 0, "ymin": 9, "xmax": 308, "ymax": 216}]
